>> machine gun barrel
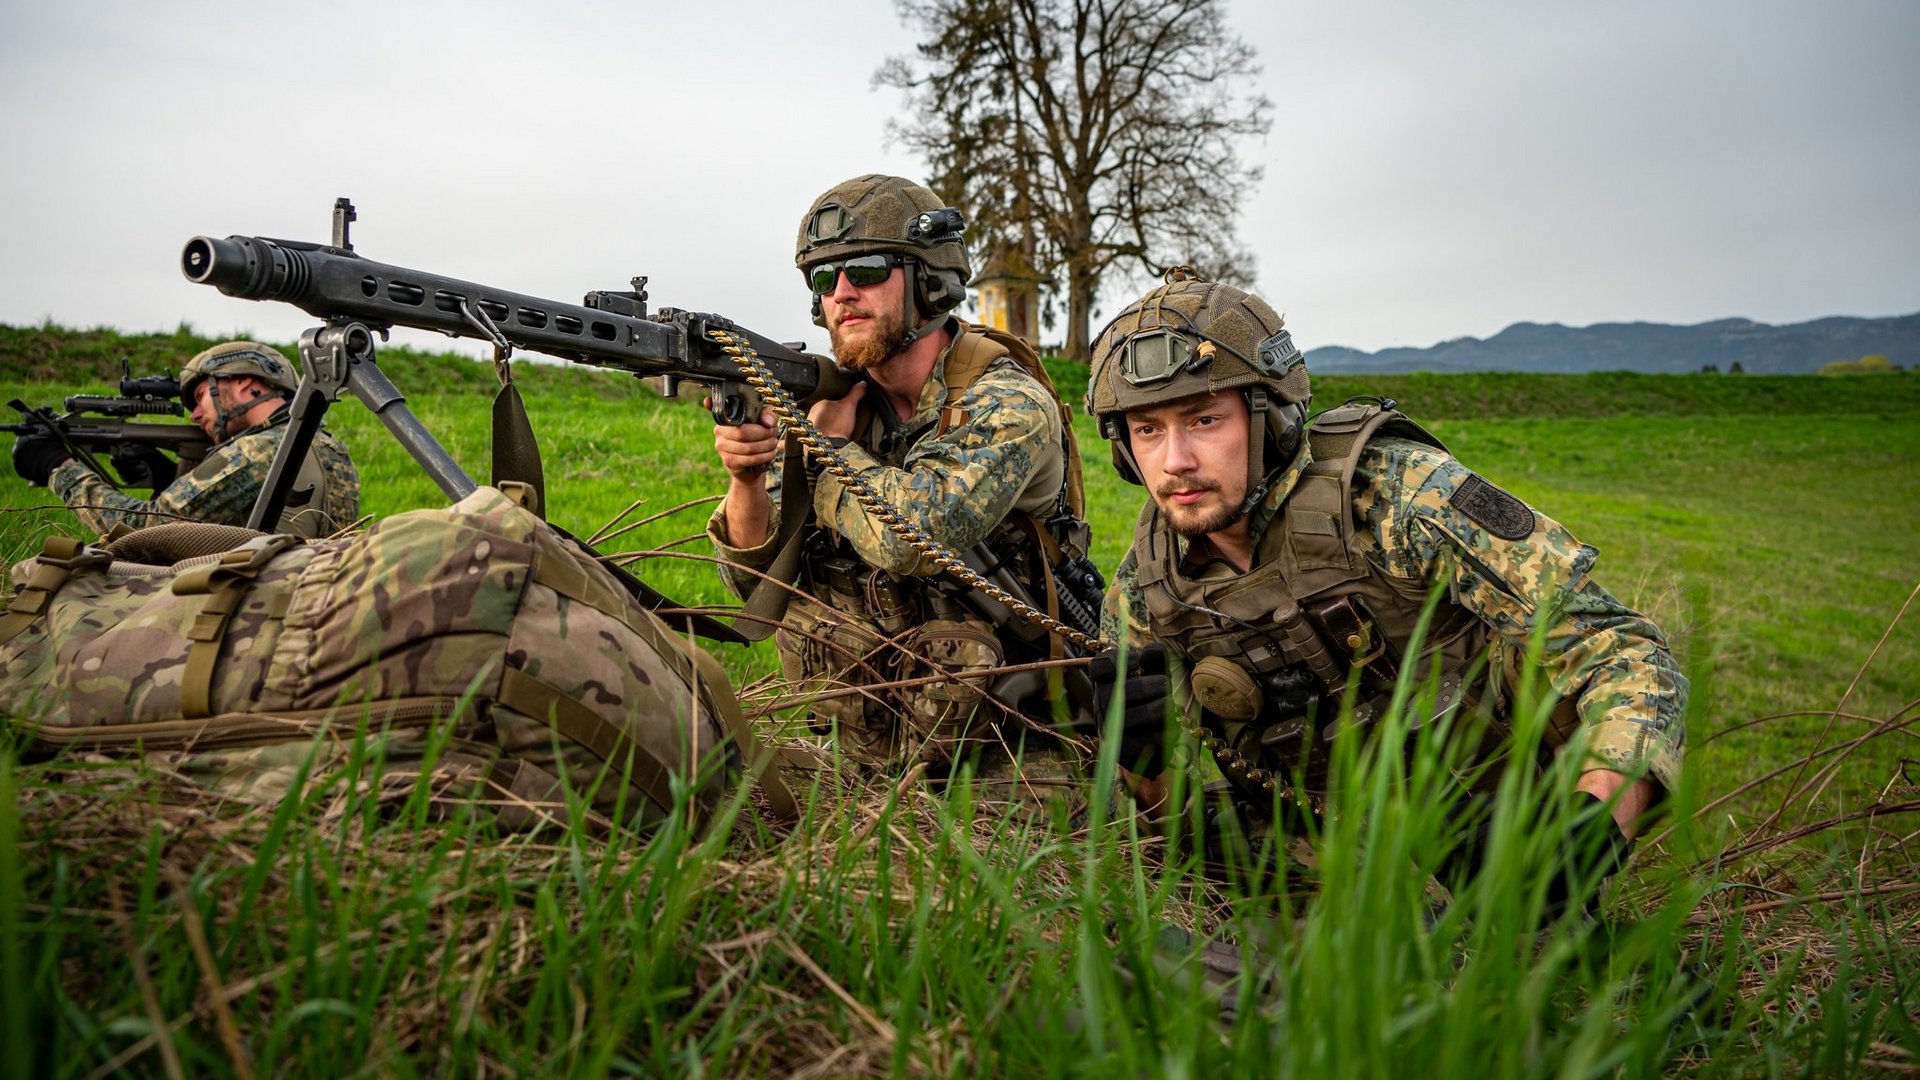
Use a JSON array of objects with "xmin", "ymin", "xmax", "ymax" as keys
[{"xmin": 181, "ymin": 233, "xmax": 851, "ymax": 420}]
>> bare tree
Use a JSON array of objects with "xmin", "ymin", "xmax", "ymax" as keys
[{"xmin": 878, "ymin": 0, "xmax": 1271, "ymax": 361}]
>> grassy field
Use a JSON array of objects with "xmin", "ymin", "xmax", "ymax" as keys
[{"xmin": 3, "ymin": 324, "xmax": 1917, "ymax": 1075}]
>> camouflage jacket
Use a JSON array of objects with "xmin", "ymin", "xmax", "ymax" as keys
[
  {"xmin": 708, "ymin": 325, "xmax": 1066, "ymax": 594},
  {"xmin": 1102, "ymin": 436, "xmax": 1688, "ymax": 792},
  {"xmin": 50, "ymin": 411, "xmax": 361, "ymax": 537}
]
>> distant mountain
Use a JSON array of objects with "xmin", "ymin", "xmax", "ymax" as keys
[{"xmin": 1307, "ymin": 312, "xmax": 1920, "ymax": 374}]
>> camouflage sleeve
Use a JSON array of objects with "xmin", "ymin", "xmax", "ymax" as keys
[
  {"xmin": 49, "ymin": 438, "xmax": 262, "ymax": 534},
  {"xmin": 809, "ymin": 367, "xmax": 1059, "ymax": 576},
  {"xmin": 47, "ymin": 459, "xmax": 173, "ymax": 534},
  {"xmin": 1099, "ymin": 547, "xmax": 1155, "ymax": 650},
  {"xmin": 705, "ymin": 452, "xmax": 789, "ymax": 601},
  {"xmin": 1358, "ymin": 439, "xmax": 1687, "ymax": 792}
]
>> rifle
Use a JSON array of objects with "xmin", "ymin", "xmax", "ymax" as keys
[{"xmin": 3, "ymin": 361, "xmax": 212, "ymax": 489}]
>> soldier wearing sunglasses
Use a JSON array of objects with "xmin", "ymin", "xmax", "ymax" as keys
[
  {"xmin": 1087, "ymin": 271, "xmax": 1687, "ymax": 909},
  {"xmin": 706, "ymin": 174, "xmax": 1093, "ymax": 808}
]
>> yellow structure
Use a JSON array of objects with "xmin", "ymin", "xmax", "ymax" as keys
[{"xmin": 972, "ymin": 251, "xmax": 1044, "ymax": 348}]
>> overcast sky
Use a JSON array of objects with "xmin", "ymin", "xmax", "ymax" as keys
[{"xmin": 1, "ymin": 0, "xmax": 1914, "ymax": 361}]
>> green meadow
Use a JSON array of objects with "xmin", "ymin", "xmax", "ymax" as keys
[{"xmin": 2, "ymin": 324, "xmax": 1917, "ymax": 1076}]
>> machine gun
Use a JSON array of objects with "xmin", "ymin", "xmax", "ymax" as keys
[
  {"xmin": 182, "ymin": 198, "xmax": 858, "ymax": 642},
  {"xmin": 4, "ymin": 361, "xmax": 213, "ymax": 490},
  {"xmin": 181, "ymin": 197, "xmax": 855, "ymax": 532}
]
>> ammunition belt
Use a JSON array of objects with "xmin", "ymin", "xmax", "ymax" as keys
[{"xmin": 711, "ymin": 328, "xmax": 1106, "ymax": 654}]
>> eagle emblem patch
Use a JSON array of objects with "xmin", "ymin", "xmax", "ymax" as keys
[{"xmin": 1450, "ymin": 474, "xmax": 1535, "ymax": 540}]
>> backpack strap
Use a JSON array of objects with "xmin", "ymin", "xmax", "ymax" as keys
[
  {"xmin": 172, "ymin": 533, "xmax": 301, "ymax": 719},
  {"xmin": 0, "ymin": 537, "xmax": 111, "ymax": 648},
  {"xmin": 937, "ymin": 322, "xmax": 1089, "ymax": 540}
]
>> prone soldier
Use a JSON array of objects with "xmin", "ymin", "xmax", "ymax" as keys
[
  {"xmin": 11, "ymin": 341, "xmax": 361, "ymax": 538},
  {"xmin": 1087, "ymin": 270, "xmax": 1688, "ymax": 902},
  {"xmin": 707, "ymin": 174, "xmax": 1096, "ymax": 798}
]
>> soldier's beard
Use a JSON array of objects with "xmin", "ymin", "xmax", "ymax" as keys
[
  {"xmin": 1156, "ymin": 478, "xmax": 1249, "ymax": 538},
  {"xmin": 830, "ymin": 302, "xmax": 910, "ymax": 371}
]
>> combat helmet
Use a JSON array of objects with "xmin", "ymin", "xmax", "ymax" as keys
[
  {"xmin": 795, "ymin": 174, "xmax": 970, "ymax": 340},
  {"xmin": 1087, "ymin": 269, "xmax": 1310, "ymax": 512},
  {"xmin": 180, "ymin": 341, "xmax": 299, "ymax": 440}
]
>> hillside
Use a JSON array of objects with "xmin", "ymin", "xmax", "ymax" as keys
[{"xmin": 1309, "ymin": 311, "xmax": 1920, "ymax": 374}]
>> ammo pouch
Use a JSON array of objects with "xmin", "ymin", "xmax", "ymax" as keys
[
  {"xmin": 1, "ymin": 487, "xmax": 791, "ymax": 831},
  {"xmin": 896, "ymin": 617, "xmax": 1003, "ymax": 765},
  {"xmin": 774, "ymin": 597, "xmax": 894, "ymax": 764}
]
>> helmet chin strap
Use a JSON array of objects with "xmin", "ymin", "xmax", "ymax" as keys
[
  {"xmin": 1234, "ymin": 388, "xmax": 1305, "ymax": 521},
  {"xmin": 897, "ymin": 310, "xmax": 950, "ymax": 350},
  {"xmin": 1237, "ymin": 388, "xmax": 1272, "ymax": 519},
  {"xmin": 207, "ymin": 377, "xmax": 287, "ymax": 444}
]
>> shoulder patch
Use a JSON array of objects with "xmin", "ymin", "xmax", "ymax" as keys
[{"xmin": 1449, "ymin": 474, "xmax": 1536, "ymax": 540}]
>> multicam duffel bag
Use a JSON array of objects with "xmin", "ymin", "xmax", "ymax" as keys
[{"xmin": 0, "ymin": 485, "xmax": 792, "ymax": 830}]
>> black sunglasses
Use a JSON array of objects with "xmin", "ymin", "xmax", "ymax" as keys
[{"xmin": 807, "ymin": 253, "xmax": 904, "ymax": 296}]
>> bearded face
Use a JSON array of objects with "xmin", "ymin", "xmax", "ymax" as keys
[
  {"xmin": 823, "ymin": 268, "xmax": 912, "ymax": 371},
  {"xmin": 1126, "ymin": 391, "xmax": 1253, "ymax": 539}
]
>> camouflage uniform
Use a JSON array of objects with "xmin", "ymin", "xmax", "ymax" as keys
[
  {"xmin": 1086, "ymin": 271, "xmax": 1685, "ymax": 824},
  {"xmin": 49, "ymin": 407, "xmax": 360, "ymax": 537},
  {"xmin": 708, "ymin": 320, "xmax": 1073, "ymax": 774},
  {"xmin": 1103, "ymin": 430, "xmax": 1688, "ymax": 796}
]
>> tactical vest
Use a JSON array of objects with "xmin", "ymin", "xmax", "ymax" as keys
[
  {"xmin": 1134, "ymin": 400, "xmax": 1530, "ymax": 796},
  {"xmin": 777, "ymin": 321, "xmax": 1093, "ymax": 767}
]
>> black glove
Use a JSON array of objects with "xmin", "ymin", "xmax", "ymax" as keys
[
  {"xmin": 1086, "ymin": 644, "xmax": 1171, "ymax": 773},
  {"xmin": 1543, "ymin": 791, "xmax": 1635, "ymax": 918},
  {"xmin": 11, "ymin": 429, "xmax": 71, "ymax": 487},
  {"xmin": 111, "ymin": 443, "xmax": 177, "ymax": 491}
]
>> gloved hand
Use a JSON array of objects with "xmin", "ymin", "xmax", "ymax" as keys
[
  {"xmin": 1543, "ymin": 790, "xmax": 1635, "ymax": 918},
  {"xmin": 11, "ymin": 429, "xmax": 71, "ymax": 487},
  {"xmin": 1086, "ymin": 643, "xmax": 1171, "ymax": 773},
  {"xmin": 111, "ymin": 443, "xmax": 178, "ymax": 491}
]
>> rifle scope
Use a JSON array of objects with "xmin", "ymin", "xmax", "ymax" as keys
[{"xmin": 120, "ymin": 374, "xmax": 181, "ymax": 401}]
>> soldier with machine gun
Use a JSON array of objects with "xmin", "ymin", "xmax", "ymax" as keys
[{"xmin": 707, "ymin": 175, "xmax": 1104, "ymax": 806}]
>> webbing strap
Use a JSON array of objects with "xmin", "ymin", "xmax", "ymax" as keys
[
  {"xmin": 497, "ymin": 666, "xmax": 680, "ymax": 820},
  {"xmin": 937, "ymin": 325, "xmax": 1088, "ymax": 527},
  {"xmin": 682, "ymin": 641, "xmax": 799, "ymax": 820},
  {"xmin": 1012, "ymin": 514, "xmax": 1068, "ymax": 661},
  {"xmin": 175, "ymin": 535, "xmax": 300, "ymax": 719},
  {"xmin": 0, "ymin": 537, "xmax": 107, "ymax": 647},
  {"xmin": 937, "ymin": 328, "xmax": 1003, "ymax": 435}
]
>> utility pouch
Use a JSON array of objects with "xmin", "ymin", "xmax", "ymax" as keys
[
  {"xmin": 1271, "ymin": 593, "xmax": 1344, "ymax": 690},
  {"xmin": 774, "ymin": 600, "xmax": 895, "ymax": 762},
  {"xmin": 815, "ymin": 554, "xmax": 870, "ymax": 619},
  {"xmin": 1307, "ymin": 595, "xmax": 1400, "ymax": 683},
  {"xmin": 896, "ymin": 617, "xmax": 1003, "ymax": 765},
  {"xmin": 863, "ymin": 571, "xmax": 920, "ymax": 638}
]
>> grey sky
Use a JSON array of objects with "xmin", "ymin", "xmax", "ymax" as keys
[{"xmin": 1, "ymin": 0, "xmax": 1914, "ymax": 360}]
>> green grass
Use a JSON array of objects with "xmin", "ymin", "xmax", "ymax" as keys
[{"xmin": 3, "ymin": 323, "xmax": 1918, "ymax": 1075}]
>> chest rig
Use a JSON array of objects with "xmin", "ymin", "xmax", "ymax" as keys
[
  {"xmin": 1136, "ymin": 400, "xmax": 1503, "ymax": 796},
  {"xmin": 795, "ymin": 325, "xmax": 1092, "ymax": 644},
  {"xmin": 777, "ymin": 324, "xmax": 1100, "ymax": 764}
]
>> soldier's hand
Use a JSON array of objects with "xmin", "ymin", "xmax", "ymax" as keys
[
  {"xmin": 1543, "ymin": 790, "xmax": 1635, "ymax": 918},
  {"xmin": 111, "ymin": 444, "xmax": 178, "ymax": 491},
  {"xmin": 11, "ymin": 429, "xmax": 70, "ymax": 487},
  {"xmin": 711, "ymin": 406, "xmax": 781, "ymax": 481},
  {"xmin": 1087, "ymin": 643, "xmax": 1171, "ymax": 774},
  {"xmin": 807, "ymin": 380, "xmax": 867, "ymax": 440}
]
